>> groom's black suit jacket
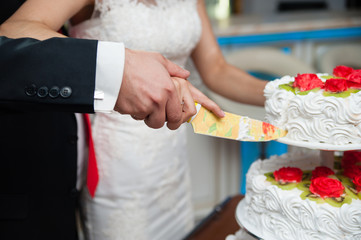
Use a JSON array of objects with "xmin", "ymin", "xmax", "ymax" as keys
[{"xmin": 0, "ymin": 2, "xmax": 99, "ymax": 239}]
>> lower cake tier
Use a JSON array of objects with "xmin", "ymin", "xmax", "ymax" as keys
[{"xmin": 237, "ymin": 150, "xmax": 361, "ymax": 240}]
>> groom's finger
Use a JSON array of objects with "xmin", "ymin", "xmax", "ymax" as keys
[{"xmin": 163, "ymin": 56, "xmax": 190, "ymax": 79}]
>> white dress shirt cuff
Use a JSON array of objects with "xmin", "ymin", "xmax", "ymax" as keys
[{"xmin": 94, "ymin": 41, "xmax": 125, "ymax": 112}]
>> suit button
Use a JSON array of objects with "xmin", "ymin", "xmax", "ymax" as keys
[
  {"xmin": 37, "ymin": 86, "xmax": 48, "ymax": 98},
  {"xmin": 49, "ymin": 86, "xmax": 60, "ymax": 98},
  {"xmin": 25, "ymin": 84, "xmax": 37, "ymax": 96},
  {"xmin": 60, "ymin": 86, "xmax": 72, "ymax": 98}
]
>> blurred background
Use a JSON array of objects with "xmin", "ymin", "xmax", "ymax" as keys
[{"xmin": 187, "ymin": 0, "xmax": 361, "ymax": 222}]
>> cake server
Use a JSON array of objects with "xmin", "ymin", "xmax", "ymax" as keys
[{"xmin": 188, "ymin": 103, "xmax": 287, "ymax": 141}]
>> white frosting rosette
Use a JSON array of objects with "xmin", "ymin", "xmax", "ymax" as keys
[
  {"xmin": 298, "ymin": 201, "xmax": 317, "ymax": 230},
  {"xmin": 261, "ymin": 214, "xmax": 297, "ymax": 240},
  {"xmin": 315, "ymin": 208, "xmax": 343, "ymax": 238},
  {"xmin": 338, "ymin": 202, "xmax": 361, "ymax": 235}
]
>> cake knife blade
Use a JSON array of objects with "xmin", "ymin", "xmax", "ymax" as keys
[{"xmin": 188, "ymin": 103, "xmax": 287, "ymax": 141}]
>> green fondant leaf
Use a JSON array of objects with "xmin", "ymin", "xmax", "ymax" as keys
[
  {"xmin": 324, "ymin": 196, "xmax": 351, "ymax": 208},
  {"xmin": 323, "ymin": 91, "xmax": 351, "ymax": 98},
  {"xmin": 265, "ymin": 172, "xmax": 278, "ymax": 185},
  {"xmin": 345, "ymin": 185, "xmax": 359, "ymax": 199},
  {"xmin": 321, "ymin": 75, "xmax": 334, "ymax": 79},
  {"xmin": 344, "ymin": 195, "xmax": 353, "ymax": 205},
  {"xmin": 297, "ymin": 87, "xmax": 321, "ymax": 95},
  {"xmin": 338, "ymin": 174, "xmax": 353, "ymax": 186},
  {"xmin": 324, "ymin": 198, "xmax": 342, "ymax": 207},
  {"xmin": 304, "ymin": 192, "xmax": 325, "ymax": 204},
  {"xmin": 279, "ymin": 84, "xmax": 296, "ymax": 94},
  {"xmin": 300, "ymin": 191, "xmax": 310, "ymax": 200},
  {"xmin": 328, "ymin": 175, "xmax": 340, "ymax": 181},
  {"xmin": 323, "ymin": 89, "xmax": 360, "ymax": 98},
  {"xmin": 297, "ymin": 181, "xmax": 311, "ymax": 192},
  {"xmin": 278, "ymin": 182, "xmax": 298, "ymax": 190},
  {"xmin": 265, "ymin": 172, "xmax": 274, "ymax": 178}
]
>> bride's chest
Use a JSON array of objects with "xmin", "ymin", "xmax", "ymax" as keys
[{"xmin": 96, "ymin": 1, "xmax": 201, "ymax": 57}]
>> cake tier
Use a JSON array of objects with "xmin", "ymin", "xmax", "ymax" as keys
[
  {"xmin": 239, "ymin": 150, "xmax": 361, "ymax": 240},
  {"xmin": 264, "ymin": 74, "xmax": 361, "ymax": 145}
]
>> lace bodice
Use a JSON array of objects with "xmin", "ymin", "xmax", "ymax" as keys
[{"xmin": 70, "ymin": 0, "xmax": 201, "ymax": 66}]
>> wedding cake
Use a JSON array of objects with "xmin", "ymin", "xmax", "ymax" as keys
[
  {"xmin": 264, "ymin": 66, "xmax": 361, "ymax": 145},
  {"xmin": 231, "ymin": 66, "xmax": 361, "ymax": 240},
  {"xmin": 237, "ymin": 149, "xmax": 361, "ymax": 240}
]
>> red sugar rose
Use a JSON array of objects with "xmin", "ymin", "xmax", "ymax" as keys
[
  {"xmin": 346, "ymin": 80, "xmax": 361, "ymax": 89},
  {"xmin": 347, "ymin": 69, "xmax": 361, "ymax": 84},
  {"xmin": 342, "ymin": 151, "xmax": 361, "ymax": 168},
  {"xmin": 309, "ymin": 177, "xmax": 344, "ymax": 199},
  {"xmin": 333, "ymin": 65, "xmax": 354, "ymax": 78},
  {"xmin": 343, "ymin": 165, "xmax": 361, "ymax": 180},
  {"xmin": 293, "ymin": 73, "xmax": 324, "ymax": 92},
  {"xmin": 311, "ymin": 166, "xmax": 335, "ymax": 180},
  {"xmin": 274, "ymin": 167, "xmax": 303, "ymax": 183},
  {"xmin": 324, "ymin": 78, "xmax": 349, "ymax": 92},
  {"xmin": 353, "ymin": 176, "xmax": 361, "ymax": 192}
]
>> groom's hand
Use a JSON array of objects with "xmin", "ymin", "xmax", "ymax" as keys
[
  {"xmin": 114, "ymin": 49, "xmax": 191, "ymax": 129},
  {"xmin": 114, "ymin": 49, "xmax": 224, "ymax": 130}
]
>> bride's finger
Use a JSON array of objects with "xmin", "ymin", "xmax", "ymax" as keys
[
  {"xmin": 166, "ymin": 77, "xmax": 185, "ymax": 130},
  {"xmin": 180, "ymin": 82, "xmax": 197, "ymax": 122},
  {"xmin": 187, "ymin": 81, "xmax": 225, "ymax": 118}
]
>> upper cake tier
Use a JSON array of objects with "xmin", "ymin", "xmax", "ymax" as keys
[{"xmin": 264, "ymin": 66, "xmax": 361, "ymax": 146}]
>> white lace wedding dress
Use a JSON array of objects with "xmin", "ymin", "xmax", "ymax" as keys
[{"xmin": 70, "ymin": 1, "xmax": 201, "ymax": 239}]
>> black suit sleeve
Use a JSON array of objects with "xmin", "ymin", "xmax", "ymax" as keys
[{"xmin": 0, "ymin": 36, "xmax": 98, "ymax": 113}]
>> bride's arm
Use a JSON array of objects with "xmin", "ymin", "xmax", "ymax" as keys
[
  {"xmin": 191, "ymin": 0, "xmax": 267, "ymax": 106},
  {"xmin": 0, "ymin": 0, "xmax": 93, "ymax": 40}
]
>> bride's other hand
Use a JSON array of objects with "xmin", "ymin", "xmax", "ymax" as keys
[
  {"xmin": 114, "ymin": 49, "xmax": 191, "ymax": 129},
  {"xmin": 191, "ymin": 0, "xmax": 267, "ymax": 107}
]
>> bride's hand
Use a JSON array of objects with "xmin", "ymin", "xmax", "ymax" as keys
[
  {"xmin": 167, "ymin": 77, "xmax": 225, "ymax": 130},
  {"xmin": 185, "ymin": 80, "xmax": 225, "ymax": 118}
]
